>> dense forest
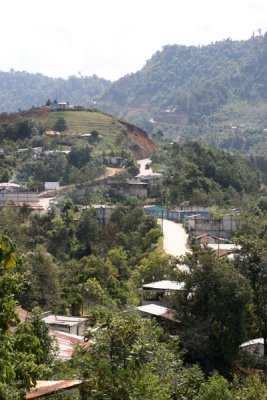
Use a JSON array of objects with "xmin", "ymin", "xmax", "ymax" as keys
[
  {"xmin": 149, "ymin": 141, "xmax": 263, "ymax": 207},
  {"xmin": 0, "ymin": 71, "xmax": 110, "ymax": 112},
  {"xmin": 100, "ymin": 34, "xmax": 267, "ymax": 131}
]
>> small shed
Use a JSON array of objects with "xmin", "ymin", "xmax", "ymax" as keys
[{"xmin": 42, "ymin": 315, "xmax": 87, "ymax": 336}]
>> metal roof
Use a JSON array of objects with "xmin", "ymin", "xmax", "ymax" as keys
[
  {"xmin": 42, "ymin": 315, "xmax": 87, "ymax": 327},
  {"xmin": 142, "ymin": 280, "xmax": 185, "ymax": 291},
  {"xmin": 0, "ymin": 182, "xmax": 21, "ymax": 187},
  {"xmin": 50, "ymin": 330, "xmax": 90, "ymax": 361},
  {"xmin": 136, "ymin": 304, "xmax": 178, "ymax": 322},
  {"xmin": 240, "ymin": 338, "xmax": 264, "ymax": 348},
  {"xmin": 207, "ymin": 244, "xmax": 241, "ymax": 251},
  {"xmin": 136, "ymin": 304, "xmax": 171, "ymax": 316},
  {"xmin": 26, "ymin": 380, "xmax": 82, "ymax": 399}
]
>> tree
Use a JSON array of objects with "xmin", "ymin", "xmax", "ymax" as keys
[
  {"xmin": 53, "ymin": 116, "xmax": 68, "ymax": 132},
  {"xmin": 74, "ymin": 311, "xmax": 204, "ymax": 399},
  {"xmin": 75, "ymin": 208, "xmax": 99, "ymax": 257},
  {"xmin": 175, "ymin": 246, "xmax": 252, "ymax": 374},
  {"xmin": 67, "ymin": 146, "xmax": 91, "ymax": 169},
  {"xmin": 90, "ymin": 130, "xmax": 99, "ymax": 142},
  {"xmin": 199, "ymin": 376, "xmax": 232, "ymax": 400},
  {"xmin": 233, "ymin": 236, "xmax": 267, "ymax": 358},
  {"xmin": 21, "ymin": 245, "xmax": 60, "ymax": 311},
  {"xmin": 0, "ymin": 235, "xmax": 51, "ymax": 398}
]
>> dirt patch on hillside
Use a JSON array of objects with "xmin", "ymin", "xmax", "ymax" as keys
[{"xmin": 118, "ymin": 119, "xmax": 155, "ymax": 159}]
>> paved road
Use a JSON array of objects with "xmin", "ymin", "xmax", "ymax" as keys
[{"xmin": 158, "ymin": 218, "xmax": 190, "ymax": 258}]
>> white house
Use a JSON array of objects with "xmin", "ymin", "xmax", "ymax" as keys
[
  {"xmin": 240, "ymin": 338, "xmax": 265, "ymax": 364},
  {"xmin": 42, "ymin": 314, "xmax": 87, "ymax": 336}
]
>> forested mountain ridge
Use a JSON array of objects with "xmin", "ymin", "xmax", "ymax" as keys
[
  {"xmin": 99, "ymin": 34, "xmax": 267, "ymax": 138},
  {"xmin": 2, "ymin": 35, "xmax": 267, "ymax": 153},
  {"xmin": 0, "ymin": 70, "xmax": 111, "ymax": 112}
]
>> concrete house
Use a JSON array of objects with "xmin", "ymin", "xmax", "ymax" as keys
[
  {"xmin": 105, "ymin": 156, "xmax": 125, "ymax": 167},
  {"xmin": 240, "ymin": 338, "xmax": 264, "ymax": 365},
  {"xmin": 126, "ymin": 177, "xmax": 148, "ymax": 198},
  {"xmin": 41, "ymin": 314, "xmax": 87, "ymax": 336},
  {"xmin": 188, "ymin": 213, "xmax": 237, "ymax": 240},
  {"xmin": 194, "ymin": 233, "xmax": 230, "ymax": 246},
  {"xmin": 92, "ymin": 204, "xmax": 116, "ymax": 225}
]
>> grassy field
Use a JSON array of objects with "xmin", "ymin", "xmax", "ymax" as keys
[{"xmin": 29, "ymin": 109, "xmax": 132, "ymax": 155}]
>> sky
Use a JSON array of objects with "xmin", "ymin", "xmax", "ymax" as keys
[{"xmin": 1, "ymin": 0, "xmax": 267, "ymax": 81}]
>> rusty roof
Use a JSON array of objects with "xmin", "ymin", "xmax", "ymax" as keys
[
  {"xmin": 25, "ymin": 380, "xmax": 82, "ymax": 399},
  {"xmin": 50, "ymin": 330, "xmax": 90, "ymax": 361}
]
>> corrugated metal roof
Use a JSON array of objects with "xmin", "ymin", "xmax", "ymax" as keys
[
  {"xmin": 207, "ymin": 244, "xmax": 241, "ymax": 251},
  {"xmin": 42, "ymin": 315, "xmax": 87, "ymax": 327},
  {"xmin": 50, "ymin": 330, "xmax": 90, "ymax": 361},
  {"xmin": 15, "ymin": 202, "xmax": 44, "ymax": 210},
  {"xmin": 136, "ymin": 304, "xmax": 178, "ymax": 322},
  {"xmin": 136, "ymin": 304, "xmax": 170, "ymax": 316},
  {"xmin": 25, "ymin": 380, "xmax": 82, "ymax": 399},
  {"xmin": 142, "ymin": 280, "xmax": 185, "ymax": 291},
  {"xmin": 240, "ymin": 338, "xmax": 264, "ymax": 348}
]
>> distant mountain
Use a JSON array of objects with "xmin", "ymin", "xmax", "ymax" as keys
[
  {"xmin": 99, "ymin": 34, "xmax": 267, "ymax": 141},
  {"xmin": 2, "ymin": 35, "xmax": 267, "ymax": 154},
  {"xmin": 0, "ymin": 70, "xmax": 111, "ymax": 112}
]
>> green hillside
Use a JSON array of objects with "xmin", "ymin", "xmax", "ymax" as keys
[
  {"xmin": 0, "ymin": 108, "xmax": 153, "ymax": 156},
  {"xmin": 0, "ymin": 108, "xmax": 154, "ymax": 190},
  {"xmin": 99, "ymin": 34, "xmax": 267, "ymax": 153}
]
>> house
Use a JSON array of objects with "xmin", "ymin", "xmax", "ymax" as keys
[
  {"xmin": 188, "ymin": 213, "xmax": 237, "ymax": 240},
  {"xmin": 0, "ymin": 182, "xmax": 22, "ymax": 192},
  {"xmin": 207, "ymin": 243, "xmax": 241, "ymax": 258},
  {"xmin": 44, "ymin": 182, "xmax": 60, "ymax": 191},
  {"xmin": 141, "ymin": 280, "xmax": 185, "ymax": 306},
  {"xmin": 105, "ymin": 156, "xmax": 125, "ymax": 167},
  {"xmin": 92, "ymin": 204, "xmax": 116, "ymax": 225},
  {"xmin": 107, "ymin": 176, "xmax": 148, "ymax": 199},
  {"xmin": 194, "ymin": 233, "xmax": 230, "ymax": 246},
  {"xmin": 41, "ymin": 314, "xmax": 87, "ymax": 336},
  {"xmin": 31, "ymin": 147, "xmax": 43, "ymax": 159},
  {"xmin": 0, "ymin": 191, "xmax": 38, "ymax": 204},
  {"xmin": 57, "ymin": 101, "xmax": 69, "ymax": 110},
  {"xmin": 126, "ymin": 177, "xmax": 148, "ymax": 198},
  {"xmin": 136, "ymin": 172, "xmax": 162, "ymax": 184},
  {"xmin": 239, "ymin": 338, "xmax": 264, "ymax": 364}
]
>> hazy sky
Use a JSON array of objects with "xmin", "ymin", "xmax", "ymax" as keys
[{"xmin": 1, "ymin": 0, "xmax": 267, "ymax": 81}]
